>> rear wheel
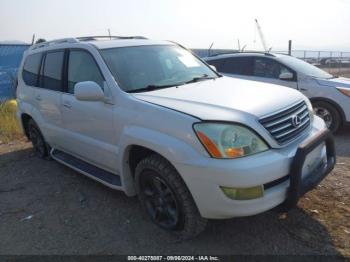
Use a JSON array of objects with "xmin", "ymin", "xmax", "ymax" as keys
[
  {"xmin": 135, "ymin": 154, "xmax": 207, "ymax": 239},
  {"xmin": 27, "ymin": 119, "xmax": 48, "ymax": 158},
  {"xmin": 313, "ymin": 101, "xmax": 341, "ymax": 133}
]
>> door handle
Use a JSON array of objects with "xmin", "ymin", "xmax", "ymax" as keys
[
  {"xmin": 62, "ymin": 101, "xmax": 72, "ymax": 109},
  {"xmin": 35, "ymin": 95, "xmax": 42, "ymax": 101}
]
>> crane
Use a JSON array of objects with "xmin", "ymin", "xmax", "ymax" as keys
[{"xmin": 255, "ymin": 19, "xmax": 269, "ymax": 52}]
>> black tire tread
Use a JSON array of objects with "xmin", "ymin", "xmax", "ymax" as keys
[
  {"xmin": 135, "ymin": 154, "xmax": 207, "ymax": 239},
  {"xmin": 27, "ymin": 119, "xmax": 49, "ymax": 158}
]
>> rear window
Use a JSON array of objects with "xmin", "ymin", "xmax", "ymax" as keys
[
  {"xmin": 206, "ymin": 59, "xmax": 224, "ymax": 71},
  {"xmin": 41, "ymin": 51, "xmax": 64, "ymax": 91},
  {"xmin": 22, "ymin": 53, "xmax": 42, "ymax": 87},
  {"xmin": 220, "ymin": 57, "xmax": 253, "ymax": 76}
]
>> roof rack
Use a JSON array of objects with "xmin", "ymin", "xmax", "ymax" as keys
[
  {"xmin": 30, "ymin": 38, "xmax": 79, "ymax": 50},
  {"xmin": 29, "ymin": 35, "xmax": 148, "ymax": 50},
  {"xmin": 208, "ymin": 51, "xmax": 275, "ymax": 57},
  {"xmin": 76, "ymin": 35, "xmax": 148, "ymax": 41}
]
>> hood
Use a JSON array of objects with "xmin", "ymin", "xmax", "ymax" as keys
[
  {"xmin": 133, "ymin": 77, "xmax": 306, "ymax": 121},
  {"xmin": 315, "ymin": 76, "xmax": 350, "ymax": 88}
]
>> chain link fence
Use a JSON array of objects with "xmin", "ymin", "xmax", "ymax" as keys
[
  {"xmin": 273, "ymin": 50, "xmax": 350, "ymax": 77},
  {"xmin": 193, "ymin": 49, "xmax": 350, "ymax": 77}
]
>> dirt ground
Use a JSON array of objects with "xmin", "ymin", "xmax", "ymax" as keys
[{"xmin": 0, "ymin": 128, "xmax": 349, "ymax": 257}]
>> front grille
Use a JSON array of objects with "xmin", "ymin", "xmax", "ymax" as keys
[{"xmin": 260, "ymin": 100, "xmax": 310, "ymax": 144}]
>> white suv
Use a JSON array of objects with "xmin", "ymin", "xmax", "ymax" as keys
[
  {"xmin": 204, "ymin": 52, "xmax": 350, "ymax": 132},
  {"xmin": 16, "ymin": 37, "xmax": 336, "ymax": 239}
]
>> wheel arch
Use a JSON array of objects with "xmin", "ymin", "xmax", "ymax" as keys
[
  {"xmin": 309, "ymin": 97, "xmax": 346, "ymax": 125},
  {"xmin": 118, "ymin": 127, "xmax": 200, "ymax": 196}
]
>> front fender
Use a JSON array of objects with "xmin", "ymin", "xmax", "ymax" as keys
[{"xmin": 118, "ymin": 125, "xmax": 202, "ymax": 196}]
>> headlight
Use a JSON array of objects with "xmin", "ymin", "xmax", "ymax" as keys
[
  {"xmin": 336, "ymin": 87, "xmax": 350, "ymax": 97},
  {"xmin": 305, "ymin": 98, "xmax": 314, "ymax": 122},
  {"xmin": 193, "ymin": 123, "xmax": 268, "ymax": 159}
]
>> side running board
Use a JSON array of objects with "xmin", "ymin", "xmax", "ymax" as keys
[{"xmin": 51, "ymin": 149, "xmax": 122, "ymax": 187}]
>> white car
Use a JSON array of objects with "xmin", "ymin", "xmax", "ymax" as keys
[
  {"xmin": 204, "ymin": 52, "xmax": 350, "ymax": 132},
  {"xmin": 16, "ymin": 37, "xmax": 335, "ymax": 239}
]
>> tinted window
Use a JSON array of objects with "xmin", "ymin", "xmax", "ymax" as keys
[
  {"xmin": 253, "ymin": 57, "xmax": 292, "ymax": 79},
  {"xmin": 67, "ymin": 50, "xmax": 104, "ymax": 94},
  {"xmin": 206, "ymin": 59, "xmax": 224, "ymax": 71},
  {"xmin": 42, "ymin": 51, "xmax": 64, "ymax": 91},
  {"xmin": 22, "ymin": 53, "xmax": 42, "ymax": 87},
  {"xmin": 220, "ymin": 57, "xmax": 253, "ymax": 76}
]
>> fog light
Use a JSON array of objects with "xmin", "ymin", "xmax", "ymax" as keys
[{"xmin": 220, "ymin": 185, "xmax": 264, "ymax": 200}]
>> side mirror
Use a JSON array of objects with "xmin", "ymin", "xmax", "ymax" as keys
[
  {"xmin": 74, "ymin": 81, "xmax": 104, "ymax": 101},
  {"xmin": 279, "ymin": 72, "xmax": 294, "ymax": 80},
  {"xmin": 210, "ymin": 65, "xmax": 217, "ymax": 71}
]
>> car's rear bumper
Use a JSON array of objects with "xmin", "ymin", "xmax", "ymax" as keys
[{"xmin": 175, "ymin": 117, "xmax": 336, "ymax": 219}]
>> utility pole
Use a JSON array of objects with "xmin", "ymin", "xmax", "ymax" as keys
[{"xmin": 288, "ymin": 40, "xmax": 292, "ymax": 55}]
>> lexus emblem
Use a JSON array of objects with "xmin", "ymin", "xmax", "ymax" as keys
[{"xmin": 291, "ymin": 115, "xmax": 302, "ymax": 127}]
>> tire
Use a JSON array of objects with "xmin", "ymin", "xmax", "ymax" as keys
[
  {"xmin": 313, "ymin": 101, "xmax": 341, "ymax": 133},
  {"xmin": 135, "ymin": 154, "xmax": 207, "ymax": 239},
  {"xmin": 27, "ymin": 119, "xmax": 48, "ymax": 158}
]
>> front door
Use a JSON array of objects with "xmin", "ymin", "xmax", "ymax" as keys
[
  {"xmin": 60, "ymin": 49, "xmax": 117, "ymax": 172},
  {"xmin": 249, "ymin": 57, "xmax": 298, "ymax": 89}
]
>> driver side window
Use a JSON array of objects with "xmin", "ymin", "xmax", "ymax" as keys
[
  {"xmin": 67, "ymin": 50, "xmax": 104, "ymax": 94},
  {"xmin": 253, "ymin": 57, "xmax": 292, "ymax": 79}
]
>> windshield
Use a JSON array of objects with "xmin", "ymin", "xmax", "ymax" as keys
[
  {"xmin": 278, "ymin": 55, "xmax": 333, "ymax": 79},
  {"xmin": 101, "ymin": 45, "xmax": 218, "ymax": 92}
]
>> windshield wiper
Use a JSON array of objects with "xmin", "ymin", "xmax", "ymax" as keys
[
  {"xmin": 185, "ymin": 75, "xmax": 216, "ymax": 84},
  {"xmin": 127, "ymin": 83, "xmax": 183, "ymax": 93}
]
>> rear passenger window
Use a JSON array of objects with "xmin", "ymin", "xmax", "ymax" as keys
[
  {"xmin": 67, "ymin": 50, "xmax": 104, "ymax": 94},
  {"xmin": 42, "ymin": 51, "xmax": 64, "ymax": 91},
  {"xmin": 22, "ymin": 53, "xmax": 42, "ymax": 87},
  {"xmin": 220, "ymin": 57, "xmax": 253, "ymax": 76}
]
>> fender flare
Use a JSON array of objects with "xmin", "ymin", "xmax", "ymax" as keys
[{"xmin": 117, "ymin": 126, "xmax": 201, "ymax": 196}]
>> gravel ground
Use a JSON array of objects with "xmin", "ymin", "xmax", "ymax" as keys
[{"xmin": 0, "ymin": 128, "xmax": 349, "ymax": 256}]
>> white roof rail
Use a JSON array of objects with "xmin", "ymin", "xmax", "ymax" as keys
[{"xmin": 30, "ymin": 38, "xmax": 79, "ymax": 50}]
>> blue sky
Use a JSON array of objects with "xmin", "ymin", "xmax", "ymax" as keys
[{"xmin": 1, "ymin": 0, "xmax": 350, "ymax": 51}]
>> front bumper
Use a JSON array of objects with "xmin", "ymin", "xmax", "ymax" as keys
[
  {"xmin": 285, "ymin": 129, "xmax": 335, "ymax": 208},
  {"xmin": 175, "ymin": 117, "xmax": 336, "ymax": 219}
]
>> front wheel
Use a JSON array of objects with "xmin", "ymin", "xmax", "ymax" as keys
[
  {"xmin": 313, "ymin": 101, "xmax": 341, "ymax": 133},
  {"xmin": 135, "ymin": 154, "xmax": 207, "ymax": 239}
]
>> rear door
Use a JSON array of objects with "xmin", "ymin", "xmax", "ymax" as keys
[
  {"xmin": 209, "ymin": 56, "xmax": 254, "ymax": 81},
  {"xmin": 34, "ymin": 50, "xmax": 65, "ymax": 147},
  {"xmin": 60, "ymin": 49, "xmax": 116, "ymax": 171}
]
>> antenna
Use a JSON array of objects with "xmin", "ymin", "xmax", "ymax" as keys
[
  {"xmin": 108, "ymin": 29, "xmax": 111, "ymax": 40},
  {"xmin": 255, "ymin": 19, "xmax": 268, "ymax": 51},
  {"xmin": 237, "ymin": 39, "xmax": 241, "ymax": 51},
  {"xmin": 208, "ymin": 42, "xmax": 214, "ymax": 56},
  {"xmin": 31, "ymin": 34, "xmax": 35, "ymax": 45}
]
